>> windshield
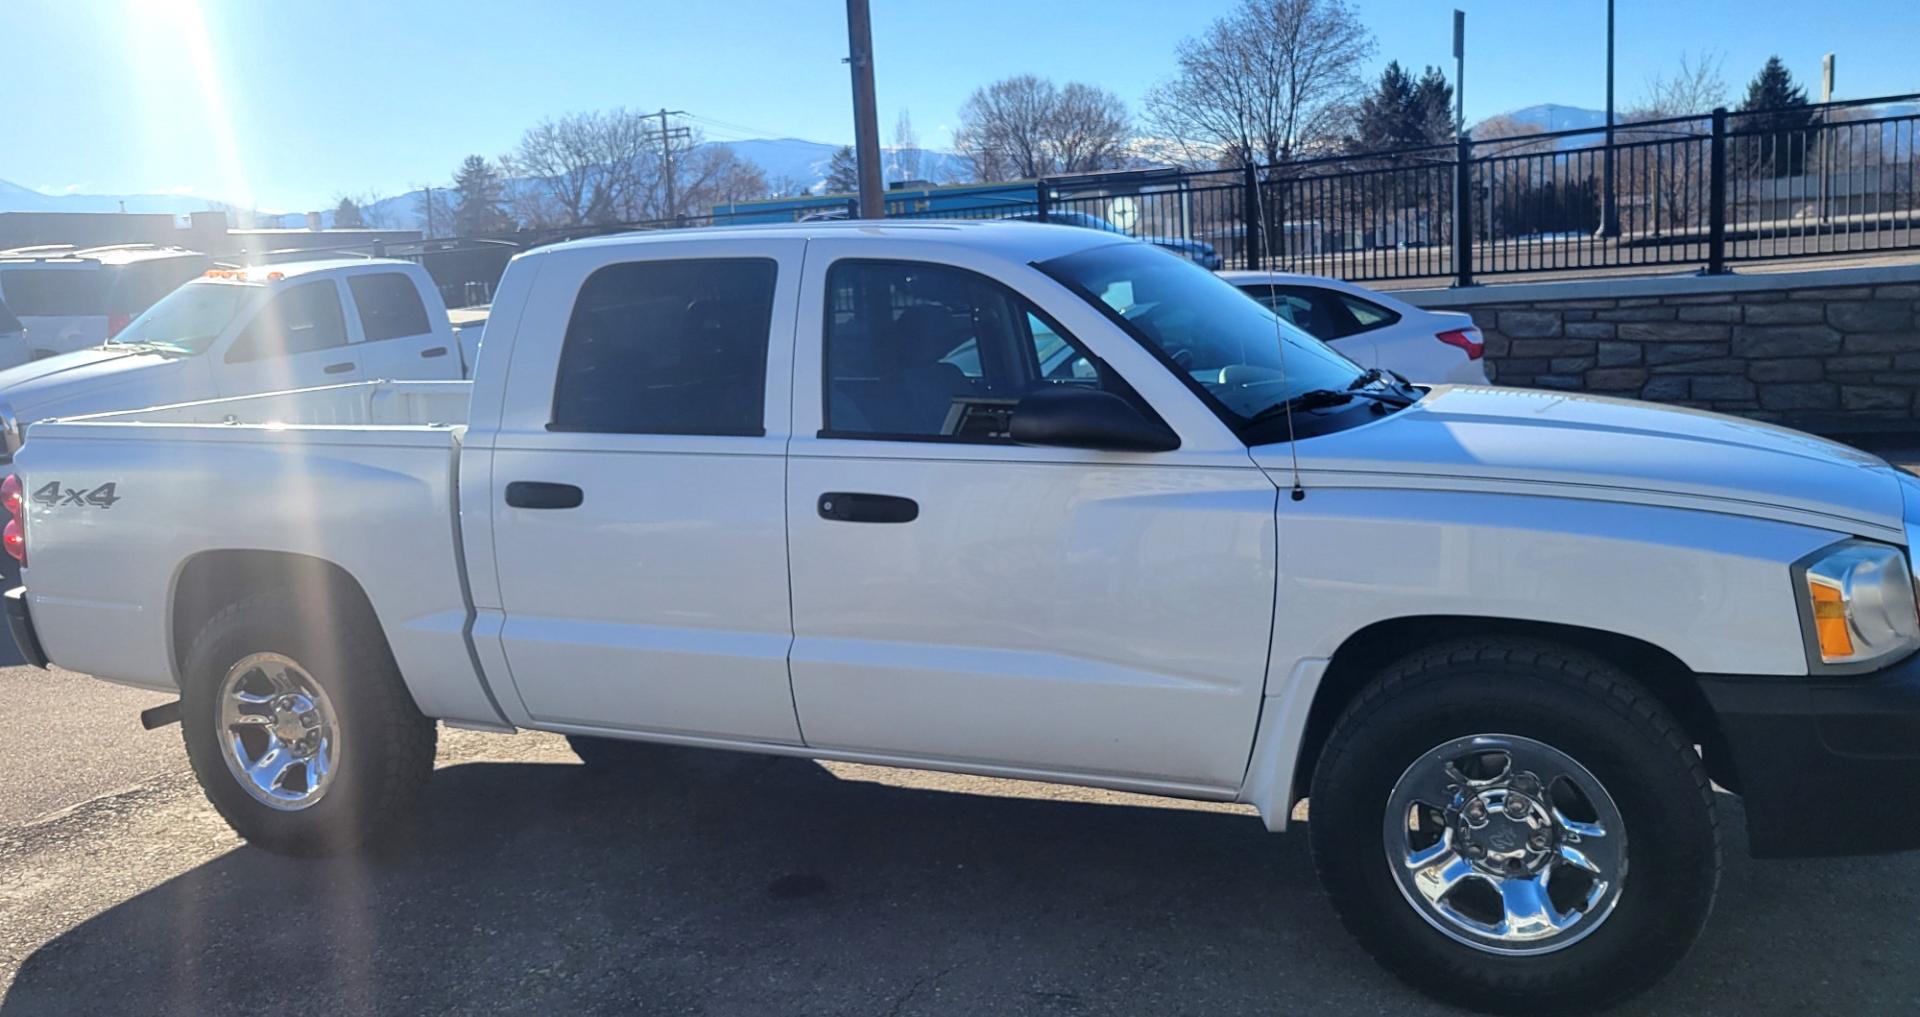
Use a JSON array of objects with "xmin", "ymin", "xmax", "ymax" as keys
[
  {"xmin": 1036, "ymin": 242, "xmax": 1367, "ymax": 434},
  {"xmin": 110, "ymin": 281, "xmax": 257, "ymax": 354}
]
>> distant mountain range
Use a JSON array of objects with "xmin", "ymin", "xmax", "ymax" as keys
[{"xmin": 0, "ymin": 137, "xmax": 976, "ymax": 232}]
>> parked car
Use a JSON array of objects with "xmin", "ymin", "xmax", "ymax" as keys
[
  {"xmin": 0, "ymin": 258, "xmax": 466, "ymax": 457},
  {"xmin": 1221, "ymin": 269, "xmax": 1488, "ymax": 384},
  {"xmin": 0, "ymin": 245, "xmax": 214, "ymax": 368},
  {"xmin": 13, "ymin": 221, "xmax": 1920, "ymax": 1013},
  {"xmin": 1003, "ymin": 209, "xmax": 1224, "ymax": 269}
]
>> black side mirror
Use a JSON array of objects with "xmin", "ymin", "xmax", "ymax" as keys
[{"xmin": 1009, "ymin": 386, "xmax": 1180, "ymax": 453}]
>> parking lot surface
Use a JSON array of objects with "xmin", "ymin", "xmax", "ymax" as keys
[{"xmin": 2, "ymin": 441, "xmax": 1919, "ymax": 1015}]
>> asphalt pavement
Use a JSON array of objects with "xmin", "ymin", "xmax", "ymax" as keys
[{"xmin": 2, "ymin": 442, "xmax": 1919, "ymax": 1015}]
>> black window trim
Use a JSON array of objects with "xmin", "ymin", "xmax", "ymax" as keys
[
  {"xmin": 814, "ymin": 256, "xmax": 1166, "ymax": 446},
  {"xmin": 546, "ymin": 256, "xmax": 778, "ymax": 439}
]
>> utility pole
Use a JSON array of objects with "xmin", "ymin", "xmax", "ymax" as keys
[
  {"xmin": 422, "ymin": 186, "xmax": 434, "ymax": 238},
  {"xmin": 643, "ymin": 109, "xmax": 692, "ymax": 221},
  {"xmin": 1452, "ymin": 10, "xmax": 1465, "ymax": 136},
  {"xmin": 1596, "ymin": 0, "xmax": 1620, "ymax": 237},
  {"xmin": 844, "ymin": 0, "xmax": 885, "ymax": 219}
]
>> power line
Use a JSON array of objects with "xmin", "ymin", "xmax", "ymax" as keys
[{"xmin": 642, "ymin": 109, "xmax": 693, "ymax": 218}]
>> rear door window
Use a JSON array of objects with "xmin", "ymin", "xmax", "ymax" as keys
[
  {"xmin": 0, "ymin": 267, "xmax": 106, "ymax": 316},
  {"xmin": 347, "ymin": 273, "xmax": 432, "ymax": 341},
  {"xmin": 550, "ymin": 258, "xmax": 777, "ymax": 436},
  {"xmin": 224, "ymin": 280, "xmax": 350, "ymax": 362}
]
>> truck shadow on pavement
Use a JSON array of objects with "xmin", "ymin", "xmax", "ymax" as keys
[{"xmin": 6, "ymin": 744, "xmax": 1917, "ymax": 1016}]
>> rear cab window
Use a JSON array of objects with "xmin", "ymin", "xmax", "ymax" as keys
[
  {"xmin": 348, "ymin": 272, "xmax": 433, "ymax": 341},
  {"xmin": 550, "ymin": 258, "xmax": 778, "ymax": 436}
]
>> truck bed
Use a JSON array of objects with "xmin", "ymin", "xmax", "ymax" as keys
[{"xmin": 14, "ymin": 378, "xmax": 500, "ymax": 726}]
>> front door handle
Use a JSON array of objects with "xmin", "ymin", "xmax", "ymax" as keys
[
  {"xmin": 323, "ymin": 361, "xmax": 355, "ymax": 375},
  {"xmin": 818, "ymin": 492, "xmax": 918, "ymax": 524},
  {"xmin": 420, "ymin": 346, "xmax": 449, "ymax": 359},
  {"xmin": 506, "ymin": 481, "xmax": 584, "ymax": 509}
]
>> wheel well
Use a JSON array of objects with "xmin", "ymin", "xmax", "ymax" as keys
[
  {"xmin": 169, "ymin": 550, "xmax": 383, "ymax": 682},
  {"xmin": 1292, "ymin": 617, "xmax": 1738, "ymax": 804}
]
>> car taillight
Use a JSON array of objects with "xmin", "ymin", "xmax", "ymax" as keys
[
  {"xmin": 1436, "ymin": 327, "xmax": 1484, "ymax": 360},
  {"xmin": 2, "ymin": 473, "xmax": 22, "ymax": 565},
  {"xmin": 107, "ymin": 313, "xmax": 132, "ymax": 338}
]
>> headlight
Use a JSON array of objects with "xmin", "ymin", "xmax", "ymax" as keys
[{"xmin": 1796, "ymin": 540, "xmax": 1920, "ymax": 671}]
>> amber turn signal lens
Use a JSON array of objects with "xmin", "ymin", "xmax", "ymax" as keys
[{"xmin": 1808, "ymin": 579, "xmax": 1854, "ymax": 659}]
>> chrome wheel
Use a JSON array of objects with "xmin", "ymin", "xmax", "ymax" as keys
[
  {"xmin": 216, "ymin": 652, "xmax": 339, "ymax": 811},
  {"xmin": 1383, "ymin": 733, "xmax": 1627, "ymax": 956}
]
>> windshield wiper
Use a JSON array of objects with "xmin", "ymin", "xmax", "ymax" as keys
[
  {"xmin": 1242, "ymin": 386, "xmax": 1415, "ymax": 428},
  {"xmin": 1348, "ymin": 366, "xmax": 1421, "ymax": 400}
]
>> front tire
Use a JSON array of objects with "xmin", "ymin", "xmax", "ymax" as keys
[
  {"xmin": 180, "ymin": 592, "xmax": 437, "ymax": 856},
  {"xmin": 1309, "ymin": 639, "xmax": 1720, "ymax": 1014}
]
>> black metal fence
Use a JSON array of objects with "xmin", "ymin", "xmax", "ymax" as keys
[{"xmin": 396, "ymin": 91, "xmax": 1920, "ymax": 299}]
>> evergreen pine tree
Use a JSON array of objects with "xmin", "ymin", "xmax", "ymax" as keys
[
  {"xmin": 824, "ymin": 145, "xmax": 860, "ymax": 193},
  {"xmin": 1738, "ymin": 56, "xmax": 1814, "ymax": 176},
  {"xmin": 333, "ymin": 196, "xmax": 364, "ymax": 229},
  {"xmin": 451, "ymin": 155, "xmax": 510, "ymax": 235}
]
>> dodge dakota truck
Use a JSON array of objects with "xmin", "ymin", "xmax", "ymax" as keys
[{"xmin": 8, "ymin": 221, "xmax": 1920, "ymax": 1013}]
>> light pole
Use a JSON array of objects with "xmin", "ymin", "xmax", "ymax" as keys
[
  {"xmin": 1596, "ymin": 0, "xmax": 1621, "ymax": 237},
  {"xmin": 1453, "ymin": 10, "xmax": 1465, "ymax": 136}
]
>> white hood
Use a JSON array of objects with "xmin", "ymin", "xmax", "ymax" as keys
[
  {"xmin": 1259, "ymin": 385, "xmax": 1905, "ymax": 542},
  {"xmin": 0, "ymin": 346, "xmax": 196, "ymax": 424}
]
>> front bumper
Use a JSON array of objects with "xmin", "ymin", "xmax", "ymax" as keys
[
  {"xmin": 1701, "ymin": 650, "xmax": 1920, "ymax": 858},
  {"xmin": 5, "ymin": 586, "xmax": 48, "ymax": 669}
]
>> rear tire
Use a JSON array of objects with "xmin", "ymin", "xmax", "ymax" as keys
[
  {"xmin": 180, "ymin": 592, "xmax": 436, "ymax": 856},
  {"xmin": 1309, "ymin": 639, "xmax": 1720, "ymax": 1014}
]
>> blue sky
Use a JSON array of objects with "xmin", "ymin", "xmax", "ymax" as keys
[{"xmin": 4, "ymin": 0, "xmax": 1914, "ymax": 211}]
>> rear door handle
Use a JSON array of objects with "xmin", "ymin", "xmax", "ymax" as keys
[
  {"xmin": 323, "ymin": 361, "xmax": 355, "ymax": 374},
  {"xmin": 420, "ymin": 346, "xmax": 448, "ymax": 359},
  {"xmin": 818, "ymin": 492, "xmax": 918, "ymax": 524},
  {"xmin": 506, "ymin": 481, "xmax": 584, "ymax": 510}
]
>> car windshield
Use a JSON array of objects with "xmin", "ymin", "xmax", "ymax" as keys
[
  {"xmin": 1036, "ymin": 242, "xmax": 1369, "ymax": 435},
  {"xmin": 110, "ymin": 280, "xmax": 257, "ymax": 354}
]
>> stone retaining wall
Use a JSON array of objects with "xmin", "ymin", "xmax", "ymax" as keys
[{"xmin": 1403, "ymin": 267, "xmax": 1920, "ymax": 432}]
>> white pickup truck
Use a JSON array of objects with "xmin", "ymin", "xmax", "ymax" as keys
[
  {"xmin": 0, "ymin": 258, "xmax": 474, "ymax": 458},
  {"xmin": 8, "ymin": 222, "xmax": 1920, "ymax": 1013}
]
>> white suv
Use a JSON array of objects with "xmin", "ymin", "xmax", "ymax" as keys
[{"xmin": 0, "ymin": 245, "xmax": 213, "ymax": 368}]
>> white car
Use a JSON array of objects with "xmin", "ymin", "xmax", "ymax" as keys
[
  {"xmin": 0, "ymin": 258, "xmax": 469, "ymax": 457},
  {"xmin": 11, "ymin": 222, "xmax": 1920, "ymax": 1013},
  {"xmin": 1220, "ymin": 270, "xmax": 1488, "ymax": 384},
  {"xmin": 0, "ymin": 245, "xmax": 214, "ymax": 368}
]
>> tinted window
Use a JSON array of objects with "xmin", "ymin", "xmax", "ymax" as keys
[
  {"xmin": 348, "ymin": 273, "xmax": 432, "ymax": 341},
  {"xmin": 1337, "ymin": 291, "xmax": 1400, "ymax": 330},
  {"xmin": 107, "ymin": 257, "xmax": 212, "ymax": 315},
  {"xmin": 0, "ymin": 267, "xmax": 106, "ymax": 316},
  {"xmin": 823, "ymin": 259, "xmax": 1127, "ymax": 441},
  {"xmin": 0, "ymin": 298, "xmax": 20, "ymax": 334},
  {"xmin": 224, "ymin": 280, "xmax": 349, "ymax": 363},
  {"xmin": 551, "ymin": 258, "xmax": 776, "ymax": 436}
]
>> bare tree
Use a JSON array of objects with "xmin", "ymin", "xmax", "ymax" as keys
[
  {"xmin": 501, "ymin": 109, "xmax": 657, "ymax": 227},
  {"xmin": 893, "ymin": 109, "xmax": 922, "ymax": 182},
  {"xmin": 1618, "ymin": 52, "xmax": 1727, "ymax": 233},
  {"xmin": 954, "ymin": 75, "xmax": 1132, "ymax": 181},
  {"xmin": 1144, "ymin": 0, "xmax": 1373, "ymax": 168}
]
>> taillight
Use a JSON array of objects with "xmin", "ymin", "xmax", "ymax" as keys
[
  {"xmin": 1, "ymin": 473, "xmax": 22, "ymax": 565},
  {"xmin": 1436, "ymin": 327, "xmax": 1484, "ymax": 360},
  {"xmin": 107, "ymin": 313, "xmax": 132, "ymax": 338}
]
